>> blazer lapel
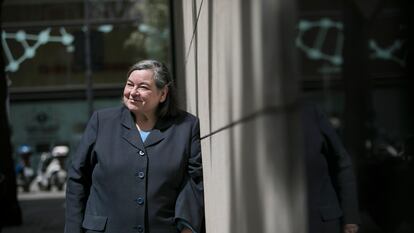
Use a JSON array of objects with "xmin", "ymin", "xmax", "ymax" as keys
[
  {"xmin": 144, "ymin": 116, "xmax": 174, "ymax": 147},
  {"xmin": 143, "ymin": 129, "xmax": 165, "ymax": 147},
  {"xmin": 121, "ymin": 107, "xmax": 145, "ymax": 150}
]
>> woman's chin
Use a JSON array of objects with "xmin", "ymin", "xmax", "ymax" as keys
[{"xmin": 125, "ymin": 102, "xmax": 140, "ymax": 111}]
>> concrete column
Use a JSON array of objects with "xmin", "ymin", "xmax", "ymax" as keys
[{"xmin": 173, "ymin": 0, "xmax": 305, "ymax": 232}]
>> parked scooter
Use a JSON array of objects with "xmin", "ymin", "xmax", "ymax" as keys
[
  {"xmin": 15, "ymin": 145, "xmax": 35, "ymax": 192},
  {"xmin": 36, "ymin": 145, "xmax": 69, "ymax": 191}
]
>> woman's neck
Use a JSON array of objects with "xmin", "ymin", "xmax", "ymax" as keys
[{"xmin": 134, "ymin": 112, "xmax": 157, "ymax": 131}]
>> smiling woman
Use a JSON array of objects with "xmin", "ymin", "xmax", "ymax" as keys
[{"xmin": 65, "ymin": 60, "xmax": 205, "ymax": 233}]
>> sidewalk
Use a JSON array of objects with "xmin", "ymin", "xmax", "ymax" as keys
[{"xmin": 2, "ymin": 184, "xmax": 65, "ymax": 233}]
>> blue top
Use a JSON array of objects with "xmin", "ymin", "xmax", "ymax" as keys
[{"xmin": 139, "ymin": 130, "xmax": 151, "ymax": 142}]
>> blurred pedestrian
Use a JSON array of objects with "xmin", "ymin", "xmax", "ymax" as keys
[
  {"xmin": 65, "ymin": 60, "xmax": 204, "ymax": 233},
  {"xmin": 302, "ymin": 102, "xmax": 360, "ymax": 233},
  {"xmin": 15, "ymin": 144, "xmax": 35, "ymax": 192}
]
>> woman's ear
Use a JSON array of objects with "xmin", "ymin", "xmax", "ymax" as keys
[{"xmin": 160, "ymin": 86, "xmax": 169, "ymax": 103}]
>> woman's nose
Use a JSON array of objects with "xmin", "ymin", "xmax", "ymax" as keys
[{"xmin": 130, "ymin": 87, "xmax": 139, "ymax": 96}]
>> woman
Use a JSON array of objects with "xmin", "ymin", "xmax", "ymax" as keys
[{"xmin": 65, "ymin": 60, "xmax": 204, "ymax": 233}]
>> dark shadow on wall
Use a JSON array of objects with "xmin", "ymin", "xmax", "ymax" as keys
[
  {"xmin": 170, "ymin": 0, "xmax": 187, "ymax": 110},
  {"xmin": 342, "ymin": 1, "xmax": 414, "ymax": 232},
  {"xmin": 234, "ymin": 1, "xmax": 266, "ymax": 232},
  {"xmin": 294, "ymin": 0, "xmax": 414, "ymax": 232}
]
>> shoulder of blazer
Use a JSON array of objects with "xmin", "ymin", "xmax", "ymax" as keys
[
  {"xmin": 94, "ymin": 106, "xmax": 125, "ymax": 121},
  {"xmin": 174, "ymin": 111, "xmax": 199, "ymax": 130},
  {"xmin": 154, "ymin": 110, "xmax": 199, "ymax": 131},
  {"xmin": 179, "ymin": 111, "xmax": 199, "ymax": 124}
]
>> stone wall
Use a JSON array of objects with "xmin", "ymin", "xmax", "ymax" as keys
[{"xmin": 172, "ymin": 1, "xmax": 306, "ymax": 232}]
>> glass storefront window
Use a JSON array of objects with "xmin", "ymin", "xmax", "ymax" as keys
[
  {"xmin": 2, "ymin": 0, "xmax": 172, "ymax": 168},
  {"xmin": 2, "ymin": 0, "xmax": 172, "ymax": 91},
  {"xmin": 298, "ymin": 0, "xmax": 413, "ymax": 232},
  {"xmin": 3, "ymin": 23, "xmax": 169, "ymax": 90},
  {"xmin": 2, "ymin": 1, "xmax": 84, "ymax": 23}
]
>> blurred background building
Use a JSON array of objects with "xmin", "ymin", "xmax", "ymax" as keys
[
  {"xmin": 3, "ymin": 0, "xmax": 172, "ymax": 161},
  {"xmin": 1, "ymin": 0, "xmax": 173, "ymax": 232},
  {"xmin": 1, "ymin": 0, "xmax": 413, "ymax": 233}
]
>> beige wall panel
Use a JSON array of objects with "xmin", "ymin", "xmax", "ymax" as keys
[
  {"xmin": 200, "ymin": 137, "xmax": 213, "ymax": 232},
  {"xmin": 210, "ymin": 0, "xmax": 242, "ymax": 132},
  {"xmin": 229, "ymin": 111, "xmax": 306, "ymax": 233},
  {"xmin": 260, "ymin": 0, "xmax": 300, "ymax": 108},
  {"xmin": 196, "ymin": 1, "xmax": 211, "ymax": 136},
  {"xmin": 223, "ymin": 0, "xmax": 299, "ymax": 118},
  {"xmin": 182, "ymin": 0, "xmax": 195, "ymax": 61},
  {"xmin": 196, "ymin": 0, "xmax": 204, "ymax": 14},
  {"xmin": 171, "ymin": 0, "xmax": 188, "ymax": 110},
  {"xmin": 226, "ymin": 0, "xmax": 243, "ymax": 124},
  {"xmin": 174, "ymin": 0, "xmax": 304, "ymax": 232},
  {"xmin": 185, "ymin": 39, "xmax": 198, "ymax": 115},
  {"xmin": 257, "ymin": 112, "xmax": 305, "ymax": 233},
  {"xmin": 205, "ymin": 130, "xmax": 232, "ymax": 233},
  {"xmin": 227, "ymin": 121, "xmax": 248, "ymax": 233},
  {"xmin": 249, "ymin": 0, "xmax": 265, "ymax": 111},
  {"xmin": 201, "ymin": 110, "xmax": 306, "ymax": 233}
]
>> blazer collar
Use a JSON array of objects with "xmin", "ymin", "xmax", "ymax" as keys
[
  {"xmin": 121, "ymin": 106, "xmax": 144, "ymax": 150},
  {"xmin": 121, "ymin": 106, "xmax": 174, "ymax": 149}
]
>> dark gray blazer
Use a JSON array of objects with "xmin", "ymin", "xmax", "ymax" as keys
[
  {"xmin": 302, "ymin": 103, "xmax": 360, "ymax": 233},
  {"xmin": 65, "ymin": 106, "xmax": 204, "ymax": 233}
]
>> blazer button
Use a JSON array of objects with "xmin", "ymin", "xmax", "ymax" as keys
[
  {"xmin": 138, "ymin": 171, "xmax": 145, "ymax": 179},
  {"xmin": 137, "ymin": 225, "xmax": 144, "ymax": 232},
  {"xmin": 136, "ymin": 197, "xmax": 144, "ymax": 205},
  {"xmin": 138, "ymin": 150, "xmax": 145, "ymax": 156}
]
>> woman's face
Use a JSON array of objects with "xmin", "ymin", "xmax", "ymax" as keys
[{"xmin": 123, "ymin": 69, "xmax": 168, "ymax": 117}]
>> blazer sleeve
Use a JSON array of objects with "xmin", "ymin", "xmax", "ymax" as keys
[
  {"xmin": 65, "ymin": 112, "xmax": 98, "ymax": 233},
  {"xmin": 174, "ymin": 117, "xmax": 204, "ymax": 233},
  {"xmin": 316, "ymin": 106, "xmax": 360, "ymax": 225}
]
